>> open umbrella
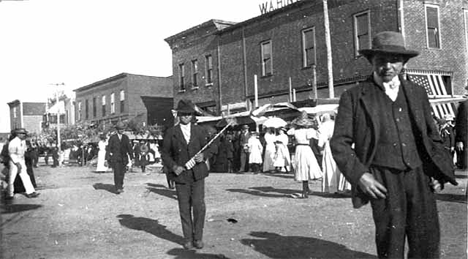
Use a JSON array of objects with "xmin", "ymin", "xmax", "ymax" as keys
[{"xmin": 262, "ymin": 117, "xmax": 287, "ymax": 128}]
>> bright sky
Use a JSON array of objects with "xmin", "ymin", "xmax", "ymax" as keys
[{"xmin": 0, "ymin": 0, "xmax": 264, "ymax": 132}]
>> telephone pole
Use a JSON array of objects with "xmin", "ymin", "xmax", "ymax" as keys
[{"xmin": 50, "ymin": 83, "xmax": 65, "ymax": 152}]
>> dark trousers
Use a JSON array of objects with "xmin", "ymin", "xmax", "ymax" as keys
[
  {"xmin": 112, "ymin": 162, "xmax": 127, "ymax": 189},
  {"xmin": 175, "ymin": 177, "xmax": 206, "ymax": 242},
  {"xmin": 369, "ymin": 166, "xmax": 439, "ymax": 259},
  {"xmin": 240, "ymin": 151, "xmax": 249, "ymax": 172}
]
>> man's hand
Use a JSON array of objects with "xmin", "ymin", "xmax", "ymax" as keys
[
  {"xmin": 173, "ymin": 166, "xmax": 185, "ymax": 176},
  {"xmin": 456, "ymin": 141, "xmax": 464, "ymax": 152},
  {"xmin": 430, "ymin": 178, "xmax": 444, "ymax": 193},
  {"xmin": 194, "ymin": 153, "xmax": 204, "ymax": 163},
  {"xmin": 15, "ymin": 163, "xmax": 22, "ymax": 172},
  {"xmin": 358, "ymin": 172, "xmax": 387, "ymax": 199}
]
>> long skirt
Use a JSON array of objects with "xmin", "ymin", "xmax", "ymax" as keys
[
  {"xmin": 292, "ymin": 145, "xmax": 322, "ymax": 181},
  {"xmin": 321, "ymin": 142, "xmax": 350, "ymax": 193}
]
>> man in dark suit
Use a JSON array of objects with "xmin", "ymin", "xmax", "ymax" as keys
[
  {"xmin": 161, "ymin": 99, "xmax": 212, "ymax": 250},
  {"xmin": 237, "ymin": 125, "xmax": 251, "ymax": 173},
  {"xmin": 106, "ymin": 121, "xmax": 133, "ymax": 194},
  {"xmin": 455, "ymin": 99, "xmax": 468, "ymax": 169},
  {"xmin": 330, "ymin": 31, "xmax": 457, "ymax": 259}
]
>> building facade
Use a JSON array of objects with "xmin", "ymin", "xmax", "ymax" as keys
[
  {"xmin": 7, "ymin": 100, "xmax": 46, "ymax": 134},
  {"xmin": 165, "ymin": 0, "xmax": 468, "ymax": 118},
  {"xmin": 73, "ymin": 73, "xmax": 174, "ymax": 128}
]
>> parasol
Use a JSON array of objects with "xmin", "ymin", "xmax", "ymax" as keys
[{"xmin": 262, "ymin": 117, "xmax": 287, "ymax": 128}]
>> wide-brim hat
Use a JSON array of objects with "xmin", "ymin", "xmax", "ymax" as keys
[
  {"xmin": 359, "ymin": 31, "xmax": 419, "ymax": 60},
  {"xmin": 115, "ymin": 121, "xmax": 126, "ymax": 130},
  {"xmin": 291, "ymin": 111, "xmax": 315, "ymax": 127},
  {"xmin": 176, "ymin": 99, "xmax": 197, "ymax": 114},
  {"xmin": 14, "ymin": 128, "xmax": 28, "ymax": 135}
]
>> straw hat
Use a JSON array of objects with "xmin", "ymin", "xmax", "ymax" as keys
[
  {"xmin": 14, "ymin": 128, "xmax": 28, "ymax": 135},
  {"xmin": 291, "ymin": 111, "xmax": 315, "ymax": 127}
]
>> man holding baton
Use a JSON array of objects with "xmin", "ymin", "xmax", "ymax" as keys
[{"xmin": 161, "ymin": 99, "xmax": 213, "ymax": 250}]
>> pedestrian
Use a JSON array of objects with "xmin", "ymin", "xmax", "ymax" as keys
[
  {"xmin": 95, "ymin": 134, "xmax": 108, "ymax": 173},
  {"xmin": 237, "ymin": 125, "xmax": 251, "ymax": 173},
  {"xmin": 273, "ymin": 128, "xmax": 290, "ymax": 173},
  {"xmin": 160, "ymin": 99, "xmax": 213, "ymax": 250},
  {"xmin": 139, "ymin": 149, "xmax": 150, "ymax": 173},
  {"xmin": 247, "ymin": 131, "xmax": 263, "ymax": 174},
  {"xmin": 455, "ymin": 99, "xmax": 467, "ymax": 170},
  {"xmin": 287, "ymin": 111, "xmax": 323, "ymax": 198},
  {"xmin": 51, "ymin": 142, "xmax": 59, "ymax": 168},
  {"xmin": 6, "ymin": 128, "xmax": 40, "ymax": 199},
  {"xmin": 105, "ymin": 121, "xmax": 134, "ymax": 194},
  {"xmin": 330, "ymin": 31, "xmax": 458, "ymax": 259},
  {"xmin": 262, "ymin": 127, "xmax": 276, "ymax": 173},
  {"xmin": 436, "ymin": 116, "xmax": 455, "ymax": 163},
  {"xmin": 318, "ymin": 113, "xmax": 350, "ymax": 194}
]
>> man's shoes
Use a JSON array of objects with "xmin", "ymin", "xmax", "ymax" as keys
[
  {"xmin": 183, "ymin": 241, "xmax": 194, "ymax": 250},
  {"xmin": 25, "ymin": 192, "xmax": 40, "ymax": 198},
  {"xmin": 116, "ymin": 189, "xmax": 124, "ymax": 194},
  {"xmin": 193, "ymin": 240, "xmax": 204, "ymax": 249},
  {"xmin": 4, "ymin": 195, "xmax": 14, "ymax": 200}
]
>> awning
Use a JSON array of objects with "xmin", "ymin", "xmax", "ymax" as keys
[{"xmin": 298, "ymin": 104, "xmax": 339, "ymax": 115}]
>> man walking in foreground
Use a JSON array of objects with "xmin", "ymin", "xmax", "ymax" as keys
[
  {"xmin": 161, "ymin": 99, "xmax": 212, "ymax": 250},
  {"xmin": 330, "ymin": 31, "xmax": 457, "ymax": 258}
]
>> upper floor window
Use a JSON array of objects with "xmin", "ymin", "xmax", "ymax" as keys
[
  {"xmin": 354, "ymin": 10, "xmax": 371, "ymax": 57},
  {"xmin": 261, "ymin": 40, "xmax": 273, "ymax": 76},
  {"xmin": 101, "ymin": 96, "xmax": 106, "ymax": 117},
  {"xmin": 92, "ymin": 97, "xmax": 97, "ymax": 118},
  {"xmin": 110, "ymin": 93, "xmax": 115, "ymax": 114},
  {"xmin": 85, "ymin": 99, "xmax": 89, "ymax": 119},
  {"xmin": 179, "ymin": 63, "xmax": 185, "ymax": 91},
  {"xmin": 13, "ymin": 107, "xmax": 17, "ymax": 118},
  {"xmin": 77, "ymin": 101, "xmax": 82, "ymax": 120},
  {"xmin": 191, "ymin": 60, "xmax": 199, "ymax": 88},
  {"xmin": 302, "ymin": 27, "xmax": 316, "ymax": 68},
  {"xmin": 205, "ymin": 55, "xmax": 213, "ymax": 85},
  {"xmin": 120, "ymin": 90, "xmax": 125, "ymax": 113},
  {"xmin": 465, "ymin": 9, "xmax": 468, "ymax": 51},
  {"xmin": 426, "ymin": 5, "xmax": 440, "ymax": 49}
]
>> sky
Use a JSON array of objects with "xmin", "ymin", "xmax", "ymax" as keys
[{"xmin": 0, "ymin": 0, "xmax": 267, "ymax": 132}]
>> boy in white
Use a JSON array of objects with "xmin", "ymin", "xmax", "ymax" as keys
[{"xmin": 7, "ymin": 128, "xmax": 39, "ymax": 199}]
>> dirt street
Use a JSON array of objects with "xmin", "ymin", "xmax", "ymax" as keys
[{"xmin": 1, "ymin": 163, "xmax": 467, "ymax": 259}]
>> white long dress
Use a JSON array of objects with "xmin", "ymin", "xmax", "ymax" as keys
[
  {"xmin": 263, "ymin": 132, "xmax": 277, "ymax": 172},
  {"xmin": 96, "ymin": 140, "xmax": 108, "ymax": 172},
  {"xmin": 248, "ymin": 136, "xmax": 263, "ymax": 164},
  {"xmin": 273, "ymin": 132, "xmax": 291, "ymax": 171},
  {"xmin": 287, "ymin": 128, "xmax": 323, "ymax": 181},
  {"xmin": 319, "ymin": 120, "xmax": 351, "ymax": 193}
]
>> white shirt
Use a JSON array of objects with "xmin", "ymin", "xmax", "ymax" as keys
[
  {"xmin": 373, "ymin": 72, "xmax": 401, "ymax": 102},
  {"xmin": 180, "ymin": 123, "xmax": 191, "ymax": 143},
  {"xmin": 8, "ymin": 137, "xmax": 26, "ymax": 164}
]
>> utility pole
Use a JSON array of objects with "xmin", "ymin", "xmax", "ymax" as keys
[
  {"xmin": 50, "ymin": 83, "xmax": 65, "ymax": 152},
  {"xmin": 323, "ymin": 0, "xmax": 334, "ymax": 98}
]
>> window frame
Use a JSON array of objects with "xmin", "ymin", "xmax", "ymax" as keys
[
  {"xmin": 302, "ymin": 27, "xmax": 316, "ymax": 68},
  {"xmin": 179, "ymin": 63, "xmax": 186, "ymax": 92},
  {"xmin": 464, "ymin": 9, "xmax": 468, "ymax": 51},
  {"xmin": 191, "ymin": 59, "xmax": 199, "ymax": 89},
  {"xmin": 205, "ymin": 54, "xmax": 213, "ymax": 86},
  {"xmin": 101, "ymin": 96, "xmax": 106, "ymax": 117},
  {"xmin": 425, "ymin": 4, "xmax": 441, "ymax": 49},
  {"xmin": 353, "ymin": 10, "xmax": 371, "ymax": 57},
  {"xmin": 120, "ymin": 90, "xmax": 125, "ymax": 113},
  {"xmin": 261, "ymin": 40, "xmax": 273, "ymax": 76},
  {"xmin": 110, "ymin": 93, "xmax": 115, "ymax": 114},
  {"xmin": 77, "ymin": 101, "xmax": 82, "ymax": 120}
]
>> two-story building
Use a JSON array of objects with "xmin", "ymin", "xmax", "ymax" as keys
[
  {"xmin": 7, "ymin": 100, "xmax": 46, "ymax": 134},
  {"xmin": 73, "ymin": 73, "xmax": 174, "ymax": 129},
  {"xmin": 165, "ymin": 0, "xmax": 468, "ymax": 119}
]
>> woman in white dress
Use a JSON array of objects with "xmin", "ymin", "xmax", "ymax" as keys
[
  {"xmin": 95, "ymin": 134, "xmax": 108, "ymax": 173},
  {"xmin": 247, "ymin": 131, "xmax": 263, "ymax": 174},
  {"xmin": 262, "ymin": 128, "xmax": 277, "ymax": 173},
  {"xmin": 318, "ymin": 113, "xmax": 351, "ymax": 193},
  {"xmin": 287, "ymin": 111, "xmax": 323, "ymax": 198},
  {"xmin": 273, "ymin": 128, "xmax": 290, "ymax": 173}
]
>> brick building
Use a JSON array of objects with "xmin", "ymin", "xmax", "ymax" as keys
[
  {"xmin": 165, "ymin": 0, "xmax": 468, "ymax": 118},
  {"xmin": 73, "ymin": 73, "xmax": 174, "ymax": 128},
  {"xmin": 7, "ymin": 100, "xmax": 46, "ymax": 134}
]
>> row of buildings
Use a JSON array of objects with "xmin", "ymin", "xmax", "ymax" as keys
[{"xmin": 8, "ymin": 0, "xmax": 468, "ymax": 135}]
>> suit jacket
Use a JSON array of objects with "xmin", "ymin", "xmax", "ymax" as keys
[
  {"xmin": 105, "ymin": 133, "xmax": 133, "ymax": 166},
  {"xmin": 161, "ymin": 123, "xmax": 212, "ymax": 184},
  {"xmin": 455, "ymin": 100, "xmax": 468, "ymax": 145},
  {"xmin": 330, "ymin": 76, "xmax": 457, "ymax": 208}
]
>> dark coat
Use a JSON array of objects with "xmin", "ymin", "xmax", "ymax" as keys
[
  {"xmin": 105, "ymin": 133, "xmax": 133, "ymax": 166},
  {"xmin": 455, "ymin": 100, "xmax": 468, "ymax": 145},
  {"xmin": 161, "ymin": 123, "xmax": 212, "ymax": 184},
  {"xmin": 330, "ymin": 76, "xmax": 457, "ymax": 208}
]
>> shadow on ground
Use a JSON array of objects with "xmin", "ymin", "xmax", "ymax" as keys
[
  {"xmin": 241, "ymin": 231, "xmax": 377, "ymax": 259},
  {"xmin": 166, "ymin": 248, "xmax": 230, "ymax": 259},
  {"xmin": 146, "ymin": 183, "xmax": 177, "ymax": 199},
  {"xmin": 117, "ymin": 214, "xmax": 182, "ymax": 244},
  {"xmin": 1, "ymin": 203, "xmax": 42, "ymax": 214},
  {"xmin": 226, "ymin": 186, "xmax": 297, "ymax": 198},
  {"xmin": 436, "ymin": 193, "xmax": 467, "ymax": 203},
  {"xmin": 92, "ymin": 183, "xmax": 116, "ymax": 194}
]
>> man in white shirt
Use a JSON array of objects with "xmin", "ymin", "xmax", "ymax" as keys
[{"xmin": 7, "ymin": 128, "xmax": 39, "ymax": 199}]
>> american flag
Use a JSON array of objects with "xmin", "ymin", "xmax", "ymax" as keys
[{"xmin": 407, "ymin": 74, "xmax": 455, "ymax": 119}]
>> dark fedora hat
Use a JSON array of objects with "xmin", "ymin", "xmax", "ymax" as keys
[
  {"xmin": 176, "ymin": 99, "xmax": 197, "ymax": 115},
  {"xmin": 115, "ymin": 121, "xmax": 126, "ymax": 130},
  {"xmin": 14, "ymin": 128, "xmax": 28, "ymax": 135},
  {"xmin": 359, "ymin": 31, "xmax": 419, "ymax": 60}
]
